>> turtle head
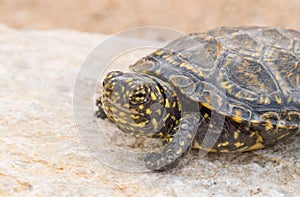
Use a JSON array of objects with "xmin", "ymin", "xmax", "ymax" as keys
[{"xmin": 100, "ymin": 71, "xmax": 181, "ymax": 138}]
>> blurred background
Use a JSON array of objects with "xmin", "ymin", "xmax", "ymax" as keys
[{"xmin": 0, "ymin": 0, "xmax": 299, "ymax": 34}]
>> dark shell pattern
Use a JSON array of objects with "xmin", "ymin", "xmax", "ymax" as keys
[{"xmin": 130, "ymin": 27, "xmax": 300, "ymax": 149}]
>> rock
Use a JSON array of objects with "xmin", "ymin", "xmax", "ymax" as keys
[{"xmin": 0, "ymin": 23, "xmax": 299, "ymax": 196}]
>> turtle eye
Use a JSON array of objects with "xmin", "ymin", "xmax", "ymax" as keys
[
  {"xmin": 130, "ymin": 86, "xmax": 149, "ymax": 104},
  {"xmin": 135, "ymin": 92, "xmax": 145, "ymax": 98}
]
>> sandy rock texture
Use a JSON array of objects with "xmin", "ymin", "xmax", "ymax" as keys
[{"xmin": 0, "ymin": 24, "xmax": 299, "ymax": 196}]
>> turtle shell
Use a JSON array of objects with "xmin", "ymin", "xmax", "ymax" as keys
[{"xmin": 130, "ymin": 27, "xmax": 300, "ymax": 129}]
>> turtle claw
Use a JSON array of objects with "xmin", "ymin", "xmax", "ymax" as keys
[
  {"xmin": 95, "ymin": 108, "xmax": 107, "ymax": 119},
  {"xmin": 144, "ymin": 152, "xmax": 161, "ymax": 170},
  {"xmin": 144, "ymin": 152, "xmax": 180, "ymax": 171},
  {"xmin": 95, "ymin": 98, "xmax": 107, "ymax": 119}
]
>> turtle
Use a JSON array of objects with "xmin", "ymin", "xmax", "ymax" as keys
[{"xmin": 96, "ymin": 26, "xmax": 300, "ymax": 171}]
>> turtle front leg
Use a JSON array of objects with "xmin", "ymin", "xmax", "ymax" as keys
[{"xmin": 145, "ymin": 112, "xmax": 202, "ymax": 171}]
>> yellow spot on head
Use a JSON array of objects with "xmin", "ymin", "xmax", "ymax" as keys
[
  {"xmin": 172, "ymin": 101, "xmax": 177, "ymax": 108},
  {"xmin": 165, "ymin": 99, "xmax": 170, "ymax": 108},
  {"xmin": 117, "ymin": 118, "xmax": 127, "ymax": 124},
  {"xmin": 119, "ymin": 112, "xmax": 126, "ymax": 117},
  {"xmin": 155, "ymin": 86, "xmax": 161, "ymax": 93},
  {"xmin": 152, "ymin": 118, "xmax": 158, "ymax": 128},
  {"xmin": 145, "ymin": 108, "xmax": 152, "ymax": 115},
  {"xmin": 150, "ymin": 92, "xmax": 157, "ymax": 101},
  {"xmin": 155, "ymin": 109, "xmax": 162, "ymax": 116},
  {"xmin": 130, "ymin": 114, "xmax": 139, "ymax": 120},
  {"xmin": 105, "ymin": 90, "xmax": 111, "ymax": 96},
  {"xmin": 125, "ymin": 78, "xmax": 133, "ymax": 83},
  {"xmin": 234, "ymin": 131, "xmax": 239, "ymax": 139},
  {"xmin": 137, "ymin": 121, "xmax": 147, "ymax": 128},
  {"xmin": 138, "ymin": 105, "xmax": 144, "ymax": 110},
  {"xmin": 163, "ymin": 113, "xmax": 170, "ymax": 121},
  {"xmin": 111, "ymin": 107, "xmax": 117, "ymax": 113},
  {"xmin": 156, "ymin": 132, "xmax": 163, "ymax": 137}
]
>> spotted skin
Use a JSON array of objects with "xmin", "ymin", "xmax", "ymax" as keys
[
  {"xmin": 100, "ymin": 71, "xmax": 181, "ymax": 139},
  {"xmin": 145, "ymin": 112, "xmax": 201, "ymax": 170},
  {"xmin": 97, "ymin": 27, "xmax": 300, "ymax": 171}
]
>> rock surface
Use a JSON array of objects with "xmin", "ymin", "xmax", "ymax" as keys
[{"xmin": 0, "ymin": 24, "xmax": 299, "ymax": 196}]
